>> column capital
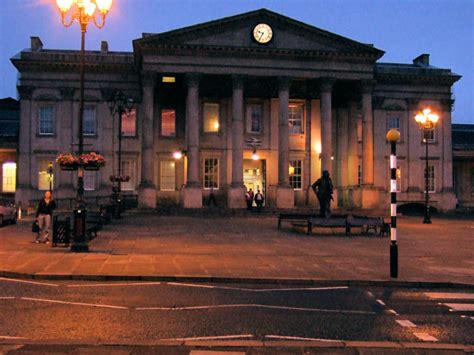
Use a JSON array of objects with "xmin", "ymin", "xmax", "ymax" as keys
[
  {"xmin": 185, "ymin": 73, "xmax": 201, "ymax": 88},
  {"xmin": 141, "ymin": 72, "xmax": 156, "ymax": 88},
  {"xmin": 232, "ymin": 74, "xmax": 244, "ymax": 90},
  {"xmin": 278, "ymin": 76, "xmax": 290, "ymax": 91},
  {"xmin": 360, "ymin": 79, "xmax": 376, "ymax": 94},
  {"xmin": 18, "ymin": 86, "xmax": 34, "ymax": 100},
  {"xmin": 319, "ymin": 77, "xmax": 335, "ymax": 93}
]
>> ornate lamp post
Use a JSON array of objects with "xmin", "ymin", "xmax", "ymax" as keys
[
  {"xmin": 414, "ymin": 108, "xmax": 439, "ymax": 224},
  {"xmin": 55, "ymin": 0, "xmax": 112, "ymax": 252},
  {"xmin": 107, "ymin": 90, "xmax": 134, "ymax": 218}
]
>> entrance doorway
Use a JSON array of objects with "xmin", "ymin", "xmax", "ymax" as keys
[{"xmin": 244, "ymin": 159, "xmax": 266, "ymax": 205}]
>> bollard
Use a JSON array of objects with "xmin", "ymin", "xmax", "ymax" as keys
[{"xmin": 387, "ymin": 129, "xmax": 400, "ymax": 278}]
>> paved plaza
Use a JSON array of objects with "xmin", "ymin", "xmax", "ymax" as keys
[{"xmin": 0, "ymin": 212, "xmax": 473, "ymax": 286}]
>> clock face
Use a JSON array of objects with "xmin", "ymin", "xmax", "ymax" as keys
[{"xmin": 253, "ymin": 23, "xmax": 273, "ymax": 44}]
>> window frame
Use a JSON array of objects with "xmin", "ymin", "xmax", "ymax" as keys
[
  {"xmin": 120, "ymin": 160, "xmax": 136, "ymax": 191},
  {"xmin": 2, "ymin": 162, "xmax": 16, "ymax": 193},
  {"xmin": 160, "ymin": 160, "xmax": 176, "ymax": 191},
  {"xmin": 387, "ymin": 115, "xmax": 401, "ymax": 132},
  {"xmin": 288, "ymin": 101, "xmax": 305, "ymax": 135},
  {"xmin": 203, "ymin": 158, "xmax": 219, "ymax": 190},
  {"xmin": 37, "ymin": 160, "xmax": 54, "ymax": 191},
  {"xmin": 424, "ymin": 165, "xmax": 436, "ymax": 193},
  {"xmin": 121, "ymin": 108, "xmax": 137, "ymax": 137},
  {"xmin": 246, "ymin": 102, "xmax": 263, "ymax": 134},
  {"xmin": 160, "ymin": 108, "xmax": 176, "ymax": 137},
  {"xmin": 203, "ymin": 102, "xmax": 220, "ymax": 133},
  {"xmin": 289, "ymin": 160, "xmax": 303, "ymax": 190},
  {"xmin": 38, "ymin": 105, "xmax": 55, "ymax": 136},
  {"xmin": 83, "ymin": 170, "xmax": 96, "ymax": 191},
  {"xmin": 83, "ymin": 105, "xmax": 97, "ymax": 136}
]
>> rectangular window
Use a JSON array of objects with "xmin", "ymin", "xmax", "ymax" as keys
[
  {"xmin": 39, "ymin": 106, "xmax": 54, "ymax": 135},
  {"xmin": 424, "ymin": 165, "xmax": 435, "ymax": 193},
  {"xmin": 160, "ymin": 160, "xmax": 175, "ymax": 191},
  {"xmin": 122, "ymin": 108, "xmax": 137, "ymax": 136},
  {"xmin": 246, "ymin": 103, "xmax": 262, "ymax": 133},
  {"xmin": 388, "ymin": 116, "xmax": 400, "ymax": 131},
  {"xmin": 470, "ymin": 169, "xmax": 474, "ymax": 196},
  {"xmin": 83, "ymin": 170, "xmax": 96, "ymax": 191},
  {"xmin": 2, "ymin": 162, "xmax": 16, "ymax": 193},
  {"xmin": 289, "ymin": 160, "xmax": 302, "ymax": 190},
  {"xmin": 38, "ymin": 160, "xmax": 54, "ymax": 191},
  {"xmin": 203, "ymin": 103, "xmax": 220, "ymax": 132},
  {"xmin": 121, "ymin": 160, "xmax": 136, "ymax": 191},
  {"xmin": 203, "ymin": 158, "xmax": 219, "ymax": 189},
  {"xmin": 83, "ymin": 106, "xmax": 96, "ymax": 135},
  {"xmin": 161, "ymin": 109, "xmax": 176, "ymax": 137},
  {"xmin": 396, "ymin": 166, "xmax": 401, "ymax": 193},
  {"xmin": 288, "ymin": 102, "xmax": 304, "ymax": 134}
]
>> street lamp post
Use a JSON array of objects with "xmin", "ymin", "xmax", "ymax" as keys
[
  {"xmin": 414, "ymin": 108, "xmax": 439, "ymax": 224},
  {"xmin": 55, "ymin": 0, "xmax": 112, "ymax": 252},
  {"xmin": 107, "ymin": 90, "xmax": 134, "ymax": 218}
]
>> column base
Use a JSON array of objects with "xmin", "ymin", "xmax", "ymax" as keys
[
  {"xmin": 227, "ymin": 185, "xmax": 246, "ymax": 209},
  {"xmin": 361, "ymin": 186, "xmax": 380, "ymax": 209},
  {"xmin": 138, "ymin": 184, "xmax": 157, "ymax": 209},
  {"xmin": 183, "ymin": 185, "xmax": 203, "ymax": 208},
  {"xmin": 276, "ymin": 185, "xmax": 294, "ymax": 209}
]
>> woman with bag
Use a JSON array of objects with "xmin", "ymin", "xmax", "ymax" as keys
[{"xmin": 34, "ymin": 191, "xmax": 56, "ymax": 244}]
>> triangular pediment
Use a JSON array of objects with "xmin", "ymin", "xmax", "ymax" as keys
[{"xmin": 134, "ymin": 9, "xmax": 384, "ymax": 60}]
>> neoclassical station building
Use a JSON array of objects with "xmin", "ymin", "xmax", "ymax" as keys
[{"xmin": 11, "ymin": 9, "xmax": 460, "ymax": 210}]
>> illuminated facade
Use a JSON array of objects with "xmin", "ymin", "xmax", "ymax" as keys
[{"xmin": 11, "ymin": 9, "xmax": 460, "ymax": 210}]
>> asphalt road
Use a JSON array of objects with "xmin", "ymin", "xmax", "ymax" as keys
[{"xmin": 0, "ymin": 277, "xmax": 472, "ymax": 346}]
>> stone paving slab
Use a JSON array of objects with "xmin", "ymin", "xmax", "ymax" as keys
[{"xmin": 0, "ymin": 213, "xmax": 473, "ymax": 286}]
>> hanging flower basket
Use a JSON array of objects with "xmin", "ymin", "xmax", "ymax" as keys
[
  {"xmin": 80, "ymin": 152, "xmax": 106, "ymax": 171},
  {"xmin": 56, "ymin": 153, "xmax": 79, "ymax": 171}
]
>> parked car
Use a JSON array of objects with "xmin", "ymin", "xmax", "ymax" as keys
[{"xmin": 0, "ymin": 198, "xmax": 17, "ymax": 225}]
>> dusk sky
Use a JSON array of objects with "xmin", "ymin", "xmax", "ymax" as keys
[{"xmin": 1, "ymin": 0, "xmax": 472, "ymax": 123}]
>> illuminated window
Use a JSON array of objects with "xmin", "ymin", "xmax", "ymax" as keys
[
  {"xmin": 2, "ymin": 162, "xmax": 16, "ymax": 192},
  {"xmin": 396, "ymin": 166, "xmax": 401, "ymax": 193},
  {"xmin": 289, "ymin": 160, "xmax": 302, "ymax": 190},
  {"xmin": 83, "ymin": 106, "xmax": 96, "ymax": 135},
  {"xmin": 203, "ymin": 158, "xmax": 219, "ymax": 189},
  {"xmin": 204, "ymin": 103, "xmax": 219, "ymax": 132},
  {"xmin": 160, "ymin": 160, "xmax": 175, "ymax": 191},
  {"xmin": 161, "ymin": 109, "xmax": 176, "ymax": 137},
  {"xmin": 121, "ymin": 160, "xmax": 136, "ymax": 191},
  {"xmin": 39, "ymin": 106, "xmax": 54, "ymax": 135},
  {"xmin": 246, "ymin": 103, "xmax": 262, "ymax": 133},
  {"xmin": 38, "ymin": 160, "xmax": 54, "ymax": 191},
  {"xmin": 288, "ymin": 102, "xmax": 304, "ymax": 134},
  {"xmin": 162, "ymin": 76, "xmax": 176, "ymax": 83},
  {"xmin": 84, "ymin": 170, "xmax": 96, "ymax": 191},
  {"xmin": 122, "ymin": 108, "xmax": 137, "ymax": 136},
  {"xmin": 424, "ymin": 165, "xmax": 435, "ymax": 193}
]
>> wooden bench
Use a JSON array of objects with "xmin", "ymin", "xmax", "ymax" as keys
[
  {"xmin": 346, "ymin": 216, "xmax": 389, "ymax": 237},
  {"xmin": 307, "ymin": 216, "xmax": 348, "ymax": 235},
  {"xmin": 278, "ymin": 213, "xmax": 318, "ymax": 229}
]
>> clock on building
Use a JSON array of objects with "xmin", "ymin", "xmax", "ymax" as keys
[{"xmin": 253, "ymin": 23, "xmax": 273, "ymax": 44}]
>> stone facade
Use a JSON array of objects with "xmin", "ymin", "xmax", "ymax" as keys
[
  {"xmin": 453, "ymin": 124, "xmax": 474, "ymax": 208},
  {"xmin": 10, "ymin": 9, "xmax": 460, "ymax": 211},
  {"xmin": 0, "ymin": 97, "xmax": 19, "ymax": 197}
]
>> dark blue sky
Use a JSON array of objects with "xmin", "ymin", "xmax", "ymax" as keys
[{"xmin": 1, "ymin": 0, "xmax": 472, "ymax": 123}]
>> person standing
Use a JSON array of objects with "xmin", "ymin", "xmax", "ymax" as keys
[
  {"xmin": 35, "ymin": 191, "xmax": 56, "ymax": 244},
  {"xmin": 312, "ymin": 170, "xmax": 334, "ymax": 218},
  {"xmin": 245, "ymin": 188, "xmax": 254, "ymax": 211},
  {"xmin": 254, "ymin": 189, "xmax": 264, "ymax": 213}
]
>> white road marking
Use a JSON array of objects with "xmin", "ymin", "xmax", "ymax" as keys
[
  {"xmin": 165, "ymin": 282, "xmax": 348, "ymax": 293},
  {"xmin": 20, "ymin": 297, "xmax": 128, "ymax": 310},
  {"xmin": 0, "ymin": 277, "xmax": 59, "ymax": 287},
  {"xmin": 0, "ymin": 297, "xmax": 15, "ymax": 300},
  {"xmin": 67, "ymin": 282, "xmax": 163, "ymax": 288},
  {"xmin": 395, "ymin": 319, "xmax": 416, "ymax": 327},
  {"xmin": 387, "ymin": 309, "xmax": 399, "ymax": 315},
  {"xmin": 137, "ymin": 303, "xmax": 374, "ymax": 314},
  {"xmin": 376, "ymin": 299, "xmax": 386, "ymax": 306},
  {"xmin": 0, "ymin": 335, "xmax": 27, "ymax": 340},
  {"xmin": 265, "ymin": 334, "xmax": 340, "ymax": 342},
  {"xmin": 425, "ymin": 292, "xmax": 474, "ymax": 300},
  {"xmin": 443, "ymin": 303, "xmax": 474, "ymax": 312},
  {"xmin": 413, "ymin": 332, "xmax": 438, "ymax": 342},
  {"xmin": 162, "ymin": 334, "xmax": 253, "ymax": 341}
]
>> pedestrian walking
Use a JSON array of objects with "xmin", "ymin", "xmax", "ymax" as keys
[
  {"xmin": 254, "ymin": 189, "xmax": 264, "ymax": 213},
  {"xmin": 35, "ymin": 191, "xmax": 56, "ymax": 244},
  {"xmin": 245, "ymin": 188, "xmax": 254, "ymax": 211},
  {"xmin": 312, "ymin": 170, "xmax": 334, "ymax": 218}
]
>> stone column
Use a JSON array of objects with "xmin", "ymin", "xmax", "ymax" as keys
[
  {"xmin": 138, "ymin": 74, "xmax": 157, "ymax": 209},
  {"xmin": 360, "ymin": 80, "xmax": 378, "ymax": 208},
  {"xmin": 347, "ymin": 100, "xmax": 360, "ymax": 208},
  {"xmin": 276, "ymin": 76, "xmax": 294, "ymax": 208},
  {"xmin": 228, "ymin": 75, "xmax": 246, "ymax": 208},
  {"xmin": 183, "ymin": 73, "xmax": 202, "ymax": 208},
  {"xmin": 320, "ymin": 78, "xmax": 334, "ymax": 176}
]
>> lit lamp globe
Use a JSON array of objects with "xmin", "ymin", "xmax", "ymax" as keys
[{"xmin": 386, "ymin": 129, "xmax": 401, "ymax": 143}]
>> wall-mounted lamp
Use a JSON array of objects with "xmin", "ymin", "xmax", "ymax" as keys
[
  {"xmin": 173, "ymin": 150, "xmax": 186, "ymax": 160},
  {"xmin": 251, "ymin": 149, "xmax": 259, "ymax": 161},
  {"xmin": 330, "ymin": 156, "xmax": 334, "ymax": 161}
]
